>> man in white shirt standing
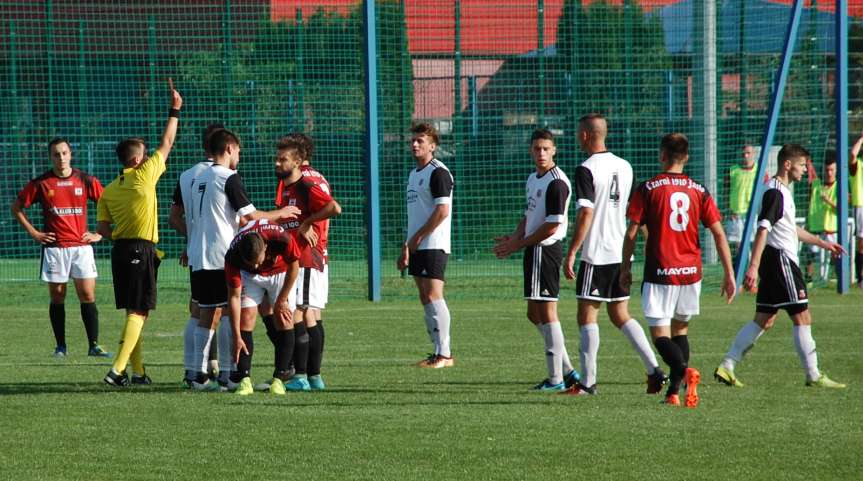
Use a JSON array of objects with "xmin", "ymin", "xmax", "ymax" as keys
[
  {"xmin": 563, "ymin": 113, "xmax": 665, "ymax": 396},
  {"xmin": 397, "ymin": 123, "xmax": 455, "ymax": 369}
]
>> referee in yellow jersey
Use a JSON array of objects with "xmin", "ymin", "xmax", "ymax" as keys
[{"xmin": 97, "ymin": 79, "xmax": 182, "ymax": 386}]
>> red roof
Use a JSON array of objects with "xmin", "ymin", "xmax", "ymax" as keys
[{"xmin": 273, "ymin": 0, "xmax": 863, "ymax": 55}]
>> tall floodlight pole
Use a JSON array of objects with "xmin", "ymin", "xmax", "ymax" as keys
[
  {"xmin": 734, "ymin": 0, "xmax": 804, "ymax": 288},
  {"xmin": 836, "ymin": 0, "xmax": 850, "ymax": 293},
  {"xmin": 364, "ymin": 0, "xmax": 382, "ymax": 301}
]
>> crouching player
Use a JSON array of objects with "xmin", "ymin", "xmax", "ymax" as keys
[
  {"xmin": 225, "ymin": 220, "xmax": 301, "ymax": 395},
  {"xmin": 620, "ymin": 134, "xmax": 736, "ymax": 407}
]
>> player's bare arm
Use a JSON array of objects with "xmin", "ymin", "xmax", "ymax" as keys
[
  {"xmin": 744, "ymin": 227, "xmax": 769, "ymax": 292},
  {"xmin": 11, "ymin": 199, "xmax": 57, "ymax": 244},
  {"xmin": 228, "ymin": 285, "xmax": 247, "ymax": 362},
  {"xmin": 408, "ymin": 203, "xmax": 450, "ymax": 252},
  {"xmin": 168, "ymin": 204, "xmax": 187, "ymax": 237},
  {"xmin": 493, "ymin": 218, "xmax": 526, "ymax": 259},
  {"xmin": 619, "ymin": 221, "xmax": 641, "ymax": 290},
  {"xmin": 850, "ymin": 130, "xmax": 863, "ymax": 168},
  {"xmin": 273, "ymin": 260, "xmax": 299, "ymax": 327},
  {"xmin": 707, "ymin": 221, "xmax": 737, "ymax": 303},
  {"xmin": 155, "ymin": 77, "xmax": 183, "ymax": 162},
  {"xmin": 796, "ymin": 225, "xmax": 846, "ymax": 257},
  {"xmin": 564, "ymin": 206, "xmax": 594, "ymax": 280},
  {"xmin": 298, "ymin": 199, "xmax": 342, "ymax": 247},
  {"xmin": 80, "ymin": 231, "xmax": 102, "ymax": 244},
  {"xmin": 96, "ymin": 220, "xmax": 113, "ymax": 241},
  {"xmin": 242, "ymin": 205, "xmax": 302, "ymax": 225}
]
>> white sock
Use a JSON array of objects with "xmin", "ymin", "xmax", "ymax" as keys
[
  {"xmin": 722, "ymin": 321, "xmax": 765, "ymax": 370},
  {"xmin": 619, "ymin": 319, "xmax": 660, "ymax": 374},
  {"xmin": 580, "ymin": 323, "xmax": 600, "ymax": 387},
  {"xmin": 193, "ymin": 326, "xmax": 215, "ymax": 375},
  {"xmin": 432, "ymin": 299, "xmax": 452, "ymax": 358},
  {"xmin": 217, "ymin": 316, "xmax": 234, "ymax": 378},
  {"xmin": 183, "ymin": 317, "xmax": 198, "ymax": 373},
  {"xmin": 543, "ymin": 323, "xmax": 566, "ymax": 385},
  {"xmin": 422, "ymin": 302, "xmax": 439, "ymax": 354},
  {"xmin": 561, "ymin": 337, "xmax": 575, "ymax": 375},
  {"xmin": 792, "ymin": 325, "xmax": 820, "ymax": 382}
]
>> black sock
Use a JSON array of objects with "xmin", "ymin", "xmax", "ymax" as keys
[
  {"xmin": 308, "ymin": 324, "xmax": 324, "ymax": 376},
  {"xmin": 672, "ymin": 335, "xmax": 690, "ymax": 364},
  {"xmin": 293, "ymin": 323, "xmax": 309, "ymax": 375},
  {"xmin": 318, "ymin": 319, "xmax": 325, "ymax": 352},
  {"xmin": 274, "ymin": 329, "xmax": 295, "ymax": 380},
  {"xmin": 234, "ymin": 330, "xmax": 254, "ymax": 380},
  {"xmin": 855, "ymin": 254, "xmax": 863, "ymax": 283},
  {"xmin": 262, "ymin": 314, "xmax": 279, "ymax": 366},
  {"xmin": 653, "ymin": 336, "xmax": 687, "ymax": 396},
  {"xmin": 79, "ymin": 303, "xmax": 99, "ymax": 347},
  {"xmin": 49, "ymin": 303, "xmax": 66, "ymax": 348}
]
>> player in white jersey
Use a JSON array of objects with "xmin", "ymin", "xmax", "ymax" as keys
[
  {"xmin": 168, "ymin": 123, "xmax": 226, "ymax": 387},
  {"xmin": 494, "ymin": 129, "xmax": 580, "ymax": 391},
  {"xmin": 186, "ymin": 128, "xmax": 299, "ymax": 390},
  {"xmin": 397, "ymin": 123, "xmax": 455, "ymax": 368},
  {"xmin": 715, "ymin": 144, "xmax": 846, "ymax": 389},
  {"xmin": 562, "ymin": 113, "xmax": 664, "ymax": 396}
]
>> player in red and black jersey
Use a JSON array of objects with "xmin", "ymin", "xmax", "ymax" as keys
[
  {"xmin": 620, "ymin": 133, "xmax": 736, "ymax": 407},
  {"xmin": 224, "ymin": 220, "xmax": 301, "ymax": 395},
  {"xmin": 11, "ymin": 138, "xmax": 110, "ymax": 358},
  {"xmin": 273, "ymin": 133, "xmax": 341, "ymax": 391}
]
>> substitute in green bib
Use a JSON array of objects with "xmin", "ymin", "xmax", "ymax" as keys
[
  {"xmin": 850, "ymin": 131, "xmax": 863, "ymax": 287},
  {"xmin": 726, "ymin": 145, "xmax": 760, "ymax": 254},
  {"xmin": 805, "ymin": 154, "xmax": 838, "ymax": 284}
]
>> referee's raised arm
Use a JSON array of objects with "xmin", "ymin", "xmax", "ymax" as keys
[{"xmin": 156, "ymin": 77, "xmax": 183, "ymax": 163}]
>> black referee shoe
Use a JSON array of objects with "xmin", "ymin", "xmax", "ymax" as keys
[{"xmin": 103, "ymin": 369, "xmax": 129, "ymax": 387}]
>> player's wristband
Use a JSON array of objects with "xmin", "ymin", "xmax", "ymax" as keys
[{"xmin": 168, "ymin": 108, "xmax": 180, "ymax": 118}]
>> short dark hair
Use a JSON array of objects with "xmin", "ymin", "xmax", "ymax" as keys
[
  {"xmin": 410, "ymin": 123, "xmax": 439, "ymax": 145},
  {"xmin": 115, "ymin": 138, "xmax": 145, "ymax": 166},
  {"xmin": 202, "ymin": 123, "xmax": 224, "ymax": 154},
  {"xmin": 661, "ymin": 133, "xmax": 689, "ymax": 163},
  {"xmin": 207, "ymin": 129, "xmax": 240, "ymax": 156},
  {"xmin": 824, "ymin": 150, "xmax": 837, "ymax": 166},
  {"xmin": 276, "ymin": 133, "xmax": 314, "ymax": 163},
  {"xmin": 777, "ymin": 144, "xmax": 810, "ymax": 164},
  {"xmin": 48, "ymin": 137, "xmax": 71, "ymax": 153},
  {"xmin": 530, "ymin": 128, "xmax": 554, "ymax": 145},
  {"xmin": 238, "ymin": 232, "xmax": 265, "ymax": 267}
]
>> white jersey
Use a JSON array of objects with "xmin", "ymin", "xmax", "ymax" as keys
[
  {"xmin": 406, "ymin": 159, "xmax": 453, "ymax": 253},
  {"xmin": 757, "ymin": 177, "xmax": 799, "ymax": 265},
  {"xmin": 172, "ymin": 159, "xmax": 213, "ymax": 270},
  {"xmin": 188, "ymin": 164, "xmax": 256, "ymax": 271},
  {"xmin": 574, "ymin": 151, "xmax": 634, "ymax": 265},
  {"xmin": 524, "ymin": 165, "xmax": 571, "ymax": 246}
]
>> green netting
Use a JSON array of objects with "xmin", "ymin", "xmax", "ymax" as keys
[{"xmin": 1, "ymin": 1, "xmax": 860, "ymax": 297}]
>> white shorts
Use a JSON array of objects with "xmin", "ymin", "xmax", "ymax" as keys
[
  {"xmin": 725, "ymin": 216, "xmax": 744, "ymax": 243},
  {"xmin": 855, "ymin": 207, "xmax": 863, "ymax": 238},
  {"xmin": 40, "ymin": 245, "xmax": 98, "ymax": 283},
  {"xmin": 240, "ymin": 271, "xmax": 297, "ymax": 311},
  {"xmin": 296, "ymin": 265, "xmax": 328, "ymax": 309},
  {"xmin": 641, "ymin": 281, "xmax": 701, "ymax": 327}
]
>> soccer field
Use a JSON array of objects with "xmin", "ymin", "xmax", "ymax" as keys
[{"xmin": 0, "ymin": 280, "xmax": 860, "ymax": 481}]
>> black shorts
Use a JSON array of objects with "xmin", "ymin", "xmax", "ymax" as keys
[
  {"xmin": 408, "ymin": 249, "xmax": 448, "ymax": 281},
  {"xmin": 575, "ymin": 261, "xmax": 630, "ymax": 302},
  {"xmin": 756, "ymin": 246, "xmax": 809, "ymax": 315},
  {"xmin": 111, "ymin": 239, "xmax": 160, "ymax": 311},
  {"xmin": 523, "ymin": 241, "xmax": 562, "ymax": 301},
  {"xmin": 191, "ymin": 269, "xmax": 228, "ymax": 308}
]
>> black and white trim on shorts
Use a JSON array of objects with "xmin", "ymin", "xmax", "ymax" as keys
[{"xmin": 575, "ymin": 261, "xmax": 630, "ymax": 302}]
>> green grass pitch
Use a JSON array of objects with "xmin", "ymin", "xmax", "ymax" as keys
[{"xmin": 0, "ymin": 278, "xmax": 860, "ymax": 481}]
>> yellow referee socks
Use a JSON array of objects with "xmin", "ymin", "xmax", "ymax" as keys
[
  {"xmin": 130, "ymin": 337, "xmax": 145, "ymax": 376},
  {"xmin": 112, "ymin": 313, "xmax": 146, "ymax": 374}
]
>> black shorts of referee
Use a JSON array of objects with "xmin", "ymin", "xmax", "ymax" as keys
[{"xmin": 111, "ymin": 239, "xmax": 160, "ymax": 311}]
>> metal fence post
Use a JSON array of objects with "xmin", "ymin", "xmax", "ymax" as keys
[
  {"xmin": 836, "ymin": 0, "xmax": 850, "ymax": 293},
  {"xmin": 364, "ymin": 0, "xmax": 382, "ymax": 301}
]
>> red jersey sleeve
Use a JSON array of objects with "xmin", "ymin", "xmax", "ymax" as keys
[
  {"xmin": 88, "ymin": 175, "xmax": 104, "ymax": 202},
  {"xmin": 275, "ymin": 179, "xmax": 285, "ymax": 208},
  {"xmin": 283, "ymin": 232, "xmax": 302, "ymax": 262},
  {"xmin": 303, "ymin": 178, "xmax": 334, "ymax": 211},
  {"xmin": 626, "ymin": 185, "xmax": 646, "ymax": 224},
  {"xmin": 17, "ymin": 180, "xmax": 40, "ymax": 208},
  {"xmin": 225, "ymin": 260, "xmax": 242, "ymax": 288},
  {"xmin": 701, "ymin": 192, "xmax": 722, "ymax": 227}
]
